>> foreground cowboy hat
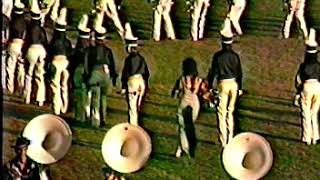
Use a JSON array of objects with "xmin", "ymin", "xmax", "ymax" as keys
[
  {"xmin": 222, "ymin": 132, "xmax": 273, "ymax": 180},
  {"xmin": 101, "ymin": 123, "xmax": 152, "ymax": 173},
  {"xmin": 22, "ymin": 114, "xmax": 72, "ymax": 164}
]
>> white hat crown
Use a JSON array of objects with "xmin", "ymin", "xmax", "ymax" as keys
[
  {"xmin": 220, "ymin": 18, "xmax": 233, "ymax": 38},
  {"xmin": 306, "ymin": 28, "xmax": 318, "ymax": 47},
  {"xmin": 56, "ymin": 7, "xmax": 68, "ymax": 26},
  {"xmin": 78, "ymin": 14, "xmax": 91, "ymax": 33},
  {"xmin": 30, "ymin": 0, "xmax": 41, "ymax": 14},
  {"xmin": 124, "ymin": 22, "xmax": 138, "ymax": 41},
  {"xmin": 220, "ymin": 18, "xmax": 234, "ymax": 44},
  {"xmin": 93, "ymin": 12, "xmax": 106, "ymax": 34},
  {"xmin": 14, "ymin": 0, "xmax": 25, "ymax": 9}
]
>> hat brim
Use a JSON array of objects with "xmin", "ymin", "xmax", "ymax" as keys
[{"xmin": 101, "ymin": 123, "xmax": 152, "ymax": 173}]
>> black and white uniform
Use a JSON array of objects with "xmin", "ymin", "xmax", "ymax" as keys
[
  {"xmin": 121, "ymin": 51, "xmax": 149, "ymax": 126},
  {"xmin": 208, "ymin": 44, "xmax": 242, "ymax": 147}
]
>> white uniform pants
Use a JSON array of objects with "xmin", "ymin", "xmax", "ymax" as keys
[
  {"xmin": 89, "ymin": 68, "xmax": 111, "ymax": 127},
  {"xmin": 24, "ymin": 44, "xmax": 47, "ymax": 105},
  {"xmin": 283, "ymin": 0, "xmax": 308, "ymax": 38},
  {"xmin": 50, "ymin": 55, "xmax": 69, "ymax": 115},
  {"xmin": 300, "ymin": 82, "xmax": 320, "ymax": 144},
  {"xmin": 217, "ymin": 80, "xmax": 239, "ymax": 147},
  {"xmin": 6, "ymin": 39, "xmax": 25, "ymax": 94},
  {"xmin": 190, "ymin": 0, "xmax": 210, "ymax": 41},
  {"xmin": 127, "ymin": 74, "xmax": 145, "ymax": 126},
  {"xmin": 177, "ymin": 93, "xmax": 200, "ymax": 155},
  {"xmin": 153, "ymin": 0, "xmax": 176, "ymax": 41},
  {"xmin": 227, "ymin": 0, "xmax": 246, "ymax": 35},
  {"xmin": 98, "ymin": 0, "xmax": 124, "ymax": 38},
  {"xmin": 2, "ymin": 49, "xmax": 7, "ymax": 90},
  {"xmin": 73, "ymin": 65, "xmax": 89, "ymax": 122}
]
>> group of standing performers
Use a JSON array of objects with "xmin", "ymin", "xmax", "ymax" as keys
[{"xmin": 1, "ymin": 0, "xmax": 320, "ymax": 169}]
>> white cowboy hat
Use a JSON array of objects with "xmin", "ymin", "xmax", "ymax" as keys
[
  {"xmin": 220, "ymin": 17, "xmax": 234, "ymax": 44},
  {"xmin": 55, "ymin": 7, "xmax": 68, "ymax": 31},
  {"xmin": 93, "ymin": 12, "xmax": 107, "ymax": 39},
  {"xmin": 78, "ymin": 14, "xmax": 91, "ymax": 39},
  {"xmin": 13, "ymin": 0, "xmax": 25, "ymax": 14},
  {"xmin": 222, "ymin": 132, "xmax": 273, "ymax": 180},
  {"xmin": 30, "ymin": 0, "xmax": 41, "ymax": 19},
  {"xmin": 101, "ymin": 123, "xmax": 152, "ymax": 173},
  {"xmin": 22, "ymin": 114, "xmax": 72, "ymax": 164},
  {"xmin": 305, "ymin": 28, "xmax": 318, "ymax": 53}
]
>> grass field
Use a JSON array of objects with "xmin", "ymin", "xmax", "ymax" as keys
[
  {"xmin": 3, "ymin": 35, "xmax": 320, "ymax": 179},
  {"xmin": 3, "ymin": 0, "xmax": 320, "ymax": 179}
]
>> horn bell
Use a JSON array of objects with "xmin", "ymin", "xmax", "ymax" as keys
[
  {"xmin": 22, "ymin": 114, "xmax": 72, "ymax": 164},
  {"xmin": 101, "ymin": 123, "xmax": 152, "ymax": 173},
  {"xmin": 222, "ymin": 132, "xmax": 273, "ymax": 180}
]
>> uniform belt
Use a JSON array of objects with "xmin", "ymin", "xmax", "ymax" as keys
[
  {"xmin": 30, "ymin": 44, "xmax": 44, "ymax": 48},
  {"xmin": 12, "ymin": 38, "xmax": 24, "ymax": 44},
  {"xmin": 219, "ymin": 78, "xmax": 236, "ymax": 82},
  {"xmin": 129, "ymin": 74, "xmax": 143, "ymax": 80},
  {"xmin": 305, "ymin": 79, "xmax": 319, "ymax": 83},
  {"xmin": 94, "ymin": 65, "xmax": 109, "ymax": 74}
]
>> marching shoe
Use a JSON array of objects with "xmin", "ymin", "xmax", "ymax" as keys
[{"xmin": 175, "ymin": 146, "xmax": 182, "ymax": 158}]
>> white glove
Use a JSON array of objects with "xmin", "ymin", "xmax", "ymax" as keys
[
  {"xmin": 293, "ymin": 94, "xmax": 300, "ymax": 107},
  {"xmin": 120, "ymin": 89, "xmax": 126, "ymax": 94},
  {"xmin": 238, "ymin": 90, "xmax": 243, "ymax": 96}
]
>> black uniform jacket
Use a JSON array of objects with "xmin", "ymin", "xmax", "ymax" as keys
[
  {"xmin": 48, "ymin": 30, "xmax": 72, "ymax": 57},
  {"xmin": 208, "ymin": 46, "xmax": 242, "ymax": 89},
  {"xmin": 295, "ymin": 51, "xmax": 320, "ymax": 91},
  {"xmin": 121, "ymin": 52, "xmax": 150, "ymax": 89},
  {"xmin": 10, "ymin": 13, "xmax": 27, "ymax": 40},
  {"xmin": 25, "ymin": 20, "xmax": 47, "ymax": 47},
  {"xmin": 85, "ymin": 43, "xmax": 117, "ymax": 80}
]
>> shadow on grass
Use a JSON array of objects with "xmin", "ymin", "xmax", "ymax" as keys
[{"xmin": 238, "ymin": 111, "xmax": 300, "ymax": 127}]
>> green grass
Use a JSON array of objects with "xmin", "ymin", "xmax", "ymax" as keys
[
  {"xmin": 3, "ymin": 0, "xmax": 320, "ymax": 179},
  {"xmin": 3, "ymin": 34, "xmax": 320, "ymax": 179}
]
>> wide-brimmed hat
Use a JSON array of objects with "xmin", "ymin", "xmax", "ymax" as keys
[
  {"xmin": 55, "ymin": 7, "xmax": 68, "ymax": 31},
  {"xmin": 22, "ymin": 114, "xmax": 72, "ymax": 164},
  {"xmin": 30, "ymin": 0, "xmax": 41, "ymax": 20},
  {"xmin": 305, "ymin": 28, "xmax": 318, "ymax": 53},
  {"xmin": 222, "ymin": 132, "xmax": 273, "ymax": 180},
  {"xmin": 11, "ymin": 137, "xmax": 30, "ymax": 149},
  {"xmin": 220, "ymin": 18, "xmax": 234, "ymax": 44},
  {"xmin": 101, "ymin": 123, "xmax": 152, "ymax": 173},
  {"xmin": 93, "ymin": 12, "xmax": 107, "ymax": 40},
  {"xmin": 78, "ymin": 14, "xmax": 91, "ymax": 38},
  {"xmin": 13, "ymin": 0, "xmax": 25, "ymax": 14}
]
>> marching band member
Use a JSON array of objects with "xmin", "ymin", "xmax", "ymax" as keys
[
  {"xmin": 48, "ymin": 7, "xmax": 72, "ymax": 115},
  {"xmin": 6, "ymin": 0, "xmax": 27, "ymax": 95},
  {"xmin": 187, "ymin": 0, "xmax": 210, "ymax": 41},
  {"xmin": 2, "ymin": 8, "xmax": 10, "ymax": 90},
  {"xmin": 73, "ymin": 14, "xmax": 92, "ymax": 122},
  {"xmin": 151, "ymin": 0, "xmax": 176, "ymax": 41},
  {"xmin": 207, "ymin": 22, "xmax": 243, "ymax": 147},
  {"xmin": 294, "ymin": 28, "xmax": 320, "ymax": 145},
  {"xmin": 3, "ymin": 137, "xmax": 41, "ymax": 180},
  {"xmin": 121, "ymin": 23, "xmax": 150, "ymax": 126},
  {"xmin": 225, "ymin": 0, "xmax": 246, "ymax": 36},
  {"xmin": 283, "ymin": 0, "xmax": 308, "ymax": 39},
  {"xmin": 171, "ymin": 58, "xmax": 201, "ymax": 158},
  {"xmin": 24, "ymin": 0, "xmax": 48, "ymax": 106},
  {"xmin": 85, "ymin": 12, "xmax": 118, "ymax": 127},
  {"xmin": 96, "ymin": 0, "xmax": 125, "ymax": 38}
]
